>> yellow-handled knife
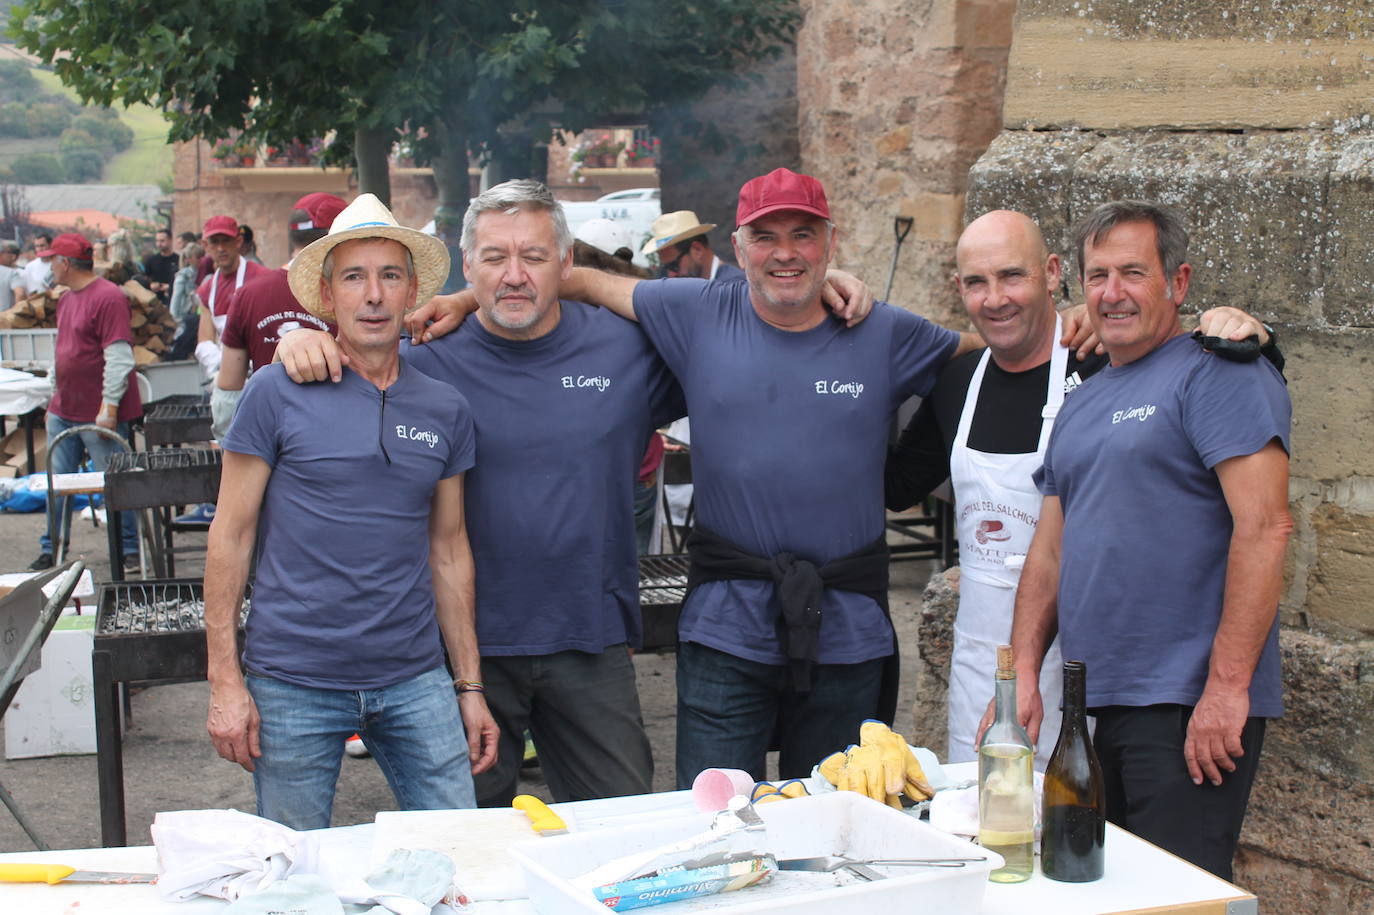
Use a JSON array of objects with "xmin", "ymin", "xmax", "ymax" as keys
[
  {"xmin": 0, "ymin": 863, "xmax": 157, "ymax": 884},
  {"xmin": 512, "ymin": 794, "xmax": 568, "ymax": 836}
]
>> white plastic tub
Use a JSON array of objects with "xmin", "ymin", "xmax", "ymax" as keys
[{"xmin": 508, "ymin": 791, "xmax": 1000, "ymax": 915}]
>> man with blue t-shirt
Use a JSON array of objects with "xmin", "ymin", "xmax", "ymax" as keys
[
  {"xmin": 1000, "ymin": 201, "xmax": 1291, "ymax": 880},
  {"xmin": 538, "ymin": 168, "xmax": 985, "ymax": 786},
  {"xmin": 275, "ymin": 180, "xmax": 685, "ymax": 807},
  {"xmin": 204, "ymin": 194, "xmax": 498, "ymax": 829}
]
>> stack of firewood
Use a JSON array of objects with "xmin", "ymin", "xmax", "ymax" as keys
[{"xmin": 0, "ymin": 281, "xmax": 181, "ymax": 363}]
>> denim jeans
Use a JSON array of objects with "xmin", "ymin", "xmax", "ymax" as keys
[
  {"xmin": 675, "ymin": 641, "xmax": 884, "ymax": 788},
  {"xmin": 40, "ymin": 413, "xmax": 138, "ymax": 555},
  {"xmin": 245, "ymin": 665, "xmax": 476, "ymax": 830}
]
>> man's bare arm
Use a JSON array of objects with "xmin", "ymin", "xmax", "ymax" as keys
[
  {"xmin": 205, "ymin": 451, "xmax": 272, "ymax": 771},
  {"xmin": 561, "ymin": 266, "xmax": 642, "ymax": 321},
  {"xmin": 429, "ymin": 473, "xmax": 499, "ymax": 775},
  {"xmin": 216, "ymin": 347, "xmax": 249, "ymax": 392},
  {"xmin": 977, "ymin": 494, "xmax": 1064, "ymax": 748},
  {"xmin": 1185, "ymin": 440, "xmax": 1291, "ymax": 786}
]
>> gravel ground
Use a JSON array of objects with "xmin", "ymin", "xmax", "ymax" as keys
[{"xmin": 0, "ymin": 503, "xmax": 935, "ymax": 852}]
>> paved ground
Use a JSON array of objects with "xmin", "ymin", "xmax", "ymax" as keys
[{"xmin": 0, "ymin": 503, "xmax": 936, "ymax": 852}]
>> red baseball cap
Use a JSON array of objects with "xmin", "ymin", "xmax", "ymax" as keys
[
  {"xmin": 203, "ymin": 214, "xmax": 239, "ymax": 239},
  {"xmin": 37, "ymin": 233, "xmax": 93, "ymax": 260},
  {"xmin": 291, "ymin": 193, "xmax": 348, "ymax": 232},
  {"xmin": 735, "ymin": 168, "xmax": 831, "ymax": 227}
]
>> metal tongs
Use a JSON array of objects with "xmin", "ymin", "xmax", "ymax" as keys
[{"xmin": 777, "ymin": 854, "xmax": 986, "ymax": 878}]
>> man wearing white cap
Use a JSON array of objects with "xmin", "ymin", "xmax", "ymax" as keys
[
  {"xmin": 642, "ymin": 210, "xmax": 745, "ymax": 281},
  {"xmin": 205, "ymin": 194, "xmax": 498, "ymax": 829}
]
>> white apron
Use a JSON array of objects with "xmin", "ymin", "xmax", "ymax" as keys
[
  {"xmin": 946, "ymin": 317, "xmax": 1067, "ymax": 769},
  {"xmin": 207, "ymin": 256, "xmax": 248, "ymax": 338}
]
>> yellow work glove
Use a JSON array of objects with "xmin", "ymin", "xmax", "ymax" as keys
[
  {"xmin": 750, "ymin": 778, "xmax": 811, "ymax": 805},
  {"xmin": 836, "ymin": 743, "xmax": 890, "ymax": 806},
  {"xmin": 859, "ymin": 719, "xmax": 934, "ymax": 800},
  {"xmin": 818, "ymin": 751, "xmax": 847, "ymax": 787}
]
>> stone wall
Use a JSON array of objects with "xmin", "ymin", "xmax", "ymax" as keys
[
  {"xmin": 952, "ymin": 2, "xmax": 1374, "ymax": 909},
  {"xmin": 796, "ymin": 0, "xmax": 1016, "ymax": 324}
]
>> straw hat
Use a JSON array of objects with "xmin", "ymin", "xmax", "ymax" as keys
[
  {"xmin": 288, "ymin": 193, "xmax": 449, "ymax": 322},
  {"xmin": 640, "ymin": 210, "xmax": 716, "ymax": 257}
]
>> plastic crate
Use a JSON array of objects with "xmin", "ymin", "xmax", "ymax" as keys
[{"xmin": 0, "ymin": 328, "xmax": 58, "ymax": 364}]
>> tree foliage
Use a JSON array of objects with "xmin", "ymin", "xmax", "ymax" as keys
[
  {"xmin": 10, "ymin": 151, "xmax": 64, "ymax": 184},
  {"xmin": 8, "ymin": 0, "xmax": 799, "ymax": 197}
]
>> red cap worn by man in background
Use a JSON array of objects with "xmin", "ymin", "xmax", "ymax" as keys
[{"xmin": 194, "ymin": 213, "xmax": 270, "ymax": 380}]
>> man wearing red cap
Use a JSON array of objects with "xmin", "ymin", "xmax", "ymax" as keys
[
  {"xmin": 194, "ymin": 214, "xmax": 270, "ymax": 380},
  {"xmin": 29, "ymin": 233, "xmax": 142, "ymax": 571},
  {"xmin": 211, "ymin": 194, "xmax": 345, "ymax": 440},
  {"xmin": 550, "ymin": 167, "xmax": 982, "ymax": 784}
]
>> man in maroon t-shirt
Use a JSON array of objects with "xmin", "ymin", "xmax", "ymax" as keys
[
  {"xmin": 193, "ymin": 214, "xmax": 270, "ymax": 381},
  {"xmin": 30, "ymin": 234, "xmax": 142, "ymax": 570},
  {"xmin": 211, "ymin": 193, "xmax": 345, "ymax": 440}
]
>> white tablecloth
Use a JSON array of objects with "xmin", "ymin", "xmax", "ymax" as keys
[
  {"xmin": 0, "ymin": 367, "xmax": 51, "ymax": 417},
  {"xmin": 0, "ymin": 769, "xmax": 1256, "ymax": 915}
]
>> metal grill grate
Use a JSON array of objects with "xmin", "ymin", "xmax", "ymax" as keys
[
  {"xmin": 146, "ymin": 402, "xmax": 212, "ymax": 423},
  {"xmin": 638, "ymin": 554, "xmax": 689, "ymax": 606},
  {"xmin": 106, "ymin": 448, "xmax": 221, "ymax": 474},
  {"xmin": 95, "ymin": 579, "xmax": 248, "ymax": 636},
  {"xmin": 103, "ymin": 448, "xmax": 222, "ymax": 509}
]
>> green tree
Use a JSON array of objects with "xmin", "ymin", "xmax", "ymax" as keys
[
  {"xmin": 59, "ymin": 146, "xmax": 104, "ymax": 182},
  {"xmin": 0, "ymin": 58, "xmax": 37, "ymax": 93},
  {"xmin": 9, "ymin": 0, "xmax": 797, "ymax": 208},
  {"xmin": 0, "ymin": 101, "xmax": 30, "ymax": 138},
  {"xmin": 25, "ymin": 101, "xmax": 71, "ymax": 136},
  {"xmin": 10, "ymin": 152, "xmax": 64, "ymax": 183}
]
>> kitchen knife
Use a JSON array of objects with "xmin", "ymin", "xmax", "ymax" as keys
[
  {"xmin": 512, "ymin": 794, "xmax": 568, "ymax": 836},
  {"xmin": 0, "ymin": 863, "xmax": 158, "ymax": 884}
]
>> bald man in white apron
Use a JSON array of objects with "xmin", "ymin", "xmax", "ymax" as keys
[{"xmin": 946, "ymin": 315, "xmax": 1067, "ymax": 769}]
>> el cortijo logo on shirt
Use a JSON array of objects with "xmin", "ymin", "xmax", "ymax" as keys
[
  {"xmin": 395, "ymin": 424, "xmax": 440, "ymax": 448},
  {"xmin": 561, "ymin": 374, "xmax": 612, "ymax": 392},
  {"xmin": 813, "ymin": 379, "xmax": 865, "ymax": 398}
]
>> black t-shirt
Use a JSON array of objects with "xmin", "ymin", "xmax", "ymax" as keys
[
  {"xmin": 884, "ymin": 347, "xmax": 1109, "ymax": 511},
  {"xmin": 143, "ymin": 252, "xmax": 180, "ymax": 298}
]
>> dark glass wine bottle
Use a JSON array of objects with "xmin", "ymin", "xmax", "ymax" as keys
[{"xmin": 1040, "ymin": 660, "xmax": 1106, "ymax": 882}]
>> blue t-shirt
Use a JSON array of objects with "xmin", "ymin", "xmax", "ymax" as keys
[
  {"xmin": 404, "ymin": 301, "xmax": 684, "ymax": 655},
  {"xmin": 223, "ymin": 362, "xmax": 476, "ymax": 689},
  {"xmin": 1037, "ymin": 333, "xmax": 1290, "ymax": 716},
  {"xmin": 633, "ymin": 279, "xmax": 960, "ymax": 665}
]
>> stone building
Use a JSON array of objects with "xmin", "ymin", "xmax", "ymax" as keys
[{"xmin": 808, "ymin": 2, "xmax": 1372, "ymax": 910}]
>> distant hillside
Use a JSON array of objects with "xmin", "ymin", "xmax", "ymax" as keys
[{"xmin": 0, "ymin": 53, "xmax": 172, "ymax": 187}]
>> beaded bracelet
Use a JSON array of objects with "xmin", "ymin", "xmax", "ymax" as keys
[{"xmin": 454, "ymin": 679, "xmax": 485, "ymax": 694}]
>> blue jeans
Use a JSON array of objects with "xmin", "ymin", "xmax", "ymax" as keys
[
  {"xmin": 40, "ymin": 414, "xmax": 137, "ymax": 555},
  {"xmin": 675, "ymin": 641, "xmax": 884, "ymax": 788},
  {"xmin": 245, "ymin": 666, "xmax": 476, "ymax": 830}
]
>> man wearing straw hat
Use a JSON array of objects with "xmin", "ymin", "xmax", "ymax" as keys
[
  {"xmin": 642, "ymin": 210, "xmax": 745, "ymax": 281},
  {"xmin": 204, "ymin": 194, "xmax": 498, "ymax": 829},
  {"xmin": 278, "ymin": 180, "xmax": 683, "ymax": 807}
]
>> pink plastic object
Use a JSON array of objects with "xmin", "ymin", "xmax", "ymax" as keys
[{"xmin": 691, "ymin": 768, "xmax": 756, "ymax": 813}]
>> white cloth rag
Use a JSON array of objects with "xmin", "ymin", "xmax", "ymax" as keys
[{"xmin": 152, "ymin": 809, "xmax": 325, "ymax": 903}]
